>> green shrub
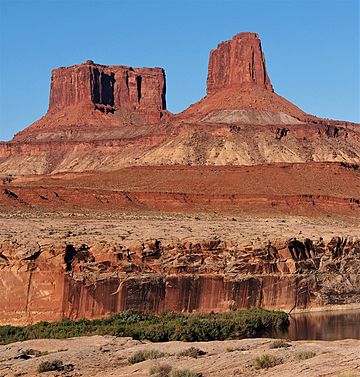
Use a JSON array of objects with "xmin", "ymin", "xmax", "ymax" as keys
[
  {"xmin": 149, "ymin": 364, "xmax": 172, "ymax": 377},
  {"xmin": 253, "ymin": 354, "xmax": 282, "ymax": 369},
  {"xmin": 0, "ymin": 309, "xmax": 289, "ymax": 345},
  {"xmin": 128, "ymin": 349, "xmax": 166, "ymax": 364},
  {"xmin": 295, "ymin": 351, "xmax": 316, "ymax": 360},
  {"xmin": 269, "ymin": 339, "xmax": 291, "ymax": 349},
  {"xmin": 37, "ymin": 359, "xmax": 63, "ymax": 373},
  {"xmin": 177, "ymin": 347, "xmax": 206, "ymax": 358},
  {"xmin": 170, "ymin": 369, "xmax": 203, "ymax": 377}
]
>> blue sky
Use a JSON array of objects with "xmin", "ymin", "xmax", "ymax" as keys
[{"xmin": 0, "ymin": 0, "xmax": 359, "ymax": 141}]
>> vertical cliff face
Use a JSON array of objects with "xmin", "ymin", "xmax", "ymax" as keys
[
  {"xmin": 207, "ymin": 32, "xmax": 273, "ymax": 95},
  {"xmin": 112, "ymin": 66, "xmax": 167, "ymax": 123},
  {"xmin": 1, "ymin": 236, "xmax": 359, "ymax": 325},
  {"xmin": 49, "ymin": 62, "xmax": 94, "ymax": 110},
  {"xmin": 49, "ymin": 60, "xmax": 166, "ymax": 122}
]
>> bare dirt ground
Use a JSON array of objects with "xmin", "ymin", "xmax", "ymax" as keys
[
  {"xmin": 7, "ymin": 163, "xmax": 360, "ymax": 198},
  {"xmin": 2, "ymin": 163, "xmax": 359, "ymax": 249},
  {"xmin": 1, "ymin": 163, "xmax": 360, "ymax": 220},
  {"xmin": 1, "ymin": 336, "xmax": 359, "ymax": 377},
  {"xmin": 1, "ymin": 211, "xmax": 359, "ymax": 251}
]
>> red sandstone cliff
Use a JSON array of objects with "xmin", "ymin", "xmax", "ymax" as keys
[
  {"xmin": 207, "ymin": 32, "xmax": 273, "ymax": 95},
  {"xmin": 49, "ymin": 60, "xmax": 166, "ymax": 122},
  {"xmin": 6, "ymin": 60, "xmax": 168, "ymax": 145},
  {"xmin": 1, "ymin": 236, "xmax": 359, "ymax": 325},
  {"xmin": 180, "ymin": 32, "xmax": 311, "ymax": 121},
  {"xmin": 0, "ymin": 163, "xmax": 358, "ymax": 324},
  {"xmin": 0, "ymin": 32, "xmax": 359, "ymax": 327},
  {"xmin": 0, "ymin": 32, "xmax": 359, "ymax": 175}
]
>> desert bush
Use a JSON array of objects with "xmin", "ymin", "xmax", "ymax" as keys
[
  {"xmin": 226, "ymin": 345, "xmax": 249, "ymax": 352},
  {"xmin": 37, "ymin": 359, "xmax": 63, "ymax": 373},
  {"xmin": 177, "ymin": 347, "xmax": 206, "ymax": 358},
  {"xmin": 128, "ymin": 349, "xmax": 166, "ymax": 364},
  {"xmin": 25, "ymin": 348, "xmax": 48, "ymax": 357},
  {"xmin": 149, "ymin": 364, "xmax": 172, "ymax": 377},
  {"xmin": 295, "ymin": 351, "xmax": 316, "ymax": 360},
  {"xmin": 171, "ymin": 369, "xmax": 203, "ymax": 377},
  {"xmin": 269, "ymin": 339, "xmax": 291, "ymax": 349},
  {"xmin": 253, "ymin": 354, "xmax": 282, "ymax": 369}
]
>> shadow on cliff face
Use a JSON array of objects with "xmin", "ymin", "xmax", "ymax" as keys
[
  {"xmin": 64, "ymin": 245, "xmax": 77, "ymax": 272},
  {"xmin": 64, "ymin": 244, "xmax": 92, "ymax": 272},
  {"xmin": 1, "ymin": 236, "xmax": 359, "ymax": 324},
  {"xmin": 287, "ymin": 238, "xmax": 317, "ymax": 260}
]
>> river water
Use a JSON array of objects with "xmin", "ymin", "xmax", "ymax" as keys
[{"xmin": 263, "ymin": 309, "xmax": 360, "ymax": 340}]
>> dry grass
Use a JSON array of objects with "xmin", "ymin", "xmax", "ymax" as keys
[{"xmin": 295, "ymin": 351, "xmax": 316, "ymax": 360}]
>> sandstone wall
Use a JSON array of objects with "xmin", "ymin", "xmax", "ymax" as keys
[
  {"xmin": 49, "ymin": 61, "xmax": 166, "ymax": 122},
  {"xmin": 1, "ymin": 237, "xmax": 359, "ymax": 325},
  {"xmin": 1, "ymin": 32, "xmax": 359, "ymax": 175},
  {"xmin": 207, "ymin": 32, "xmax": 273, "ymax": 95}
]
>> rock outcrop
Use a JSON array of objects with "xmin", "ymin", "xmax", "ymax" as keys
[
  {"xmin": 2, "ymin": 336, "xmax": 360, "ymax": 377},
  {"xmin": 179, "ymin": 32, "xmax": 312, "ymax": 122},
  {"xmin": 1, "ymin": 236, "xmax": 359, "ymax": 325},
  {"xmin": 0, "ymin": 32, "xmax": 359, "ymax": 329},
  {"xmin": 49, "ymin": 60, "xmax": 166, "ymax": 122},
  {"xmin": 0, "ymin": 31, "xmax": 359, "ymax": 174},
  {"xmin": 207, "ymin": 32, "xmax": 273, "ymax": 95}
]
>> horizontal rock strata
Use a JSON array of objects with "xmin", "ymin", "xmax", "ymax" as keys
[
  {"xmin": 0, "ymin": 32, "xmax": 359, "ymax": 174},
  {"xmin": 1, "ymin": 236, "xmax": 359, "ymax": 325}
]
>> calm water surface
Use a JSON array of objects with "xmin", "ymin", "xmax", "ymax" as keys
[{"xmin": 262, "ymin": 309, "xmax": 360, "ymax": 340}]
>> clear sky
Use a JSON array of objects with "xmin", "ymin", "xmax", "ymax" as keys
[{"xmin": 0, "ymin": 0, "xmax": 359, "ymax": 141}]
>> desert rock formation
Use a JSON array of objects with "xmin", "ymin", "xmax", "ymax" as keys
[
  {"xmin": 0, "ymin": 32, "xmax": 359, "ymax": 326},
  {"xmin": 1, "ymin": 231, "xmax": 359, "ymax": 325},
  {"xmin": 1, "ymin": 162, "xmax": 360, "ymax": 325},
  {"xmin": 207, "ymin": 32, "xmax": 273, "ymax": 94},
  {"xmin": 0, "ymin": 32, "xmax": 359, "ymax": 174},
  {"xmin": 49, "ymin": 61, "xmax": 166, "ymax": 122}
]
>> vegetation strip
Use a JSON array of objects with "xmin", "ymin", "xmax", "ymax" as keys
[{"xmin": 0, "ymin": 309, "xmax": 288, "ymax": 345}]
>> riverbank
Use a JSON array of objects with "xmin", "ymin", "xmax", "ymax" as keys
[
  {"xmin": 290, "ymin": 303, "xmax": 360, "ymax": 314},
  {"xmin": 0, "ymin": 309, "xmax": 288, "ymax": 345},
  {"xmin": 1, "ymin": 335, "xmax": 359, "ymax": 377}
]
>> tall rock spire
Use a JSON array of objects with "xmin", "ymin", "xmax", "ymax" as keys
[{"xmin": 206, "ymin": 32, "xmax": 273, "ymax": 95}]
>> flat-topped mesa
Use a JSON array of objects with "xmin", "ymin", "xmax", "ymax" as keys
[
  {"xmin": 207, "ymin": 32, "xmax": 273, "ymax": 95},
  {"xmin": 49, "ymin": 60, "xmax": 167, "ymax": 123}
]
